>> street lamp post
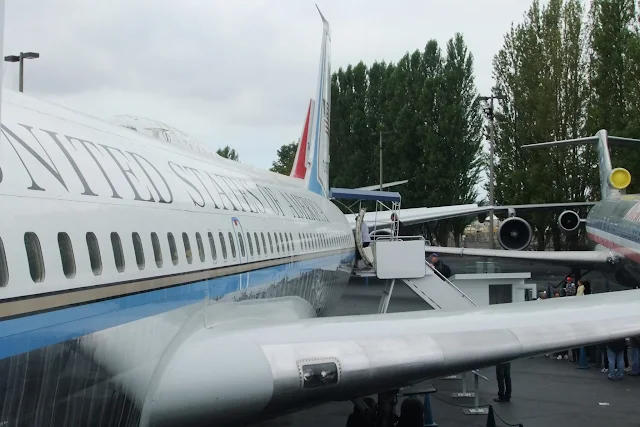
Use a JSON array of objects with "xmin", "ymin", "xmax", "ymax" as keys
[
  {"xmin": 4, "ymin": 51, "xmax": 39, "ymax": 92},
  {"xmin": 477, "ymin": 94, "xmax": 505, "ymax": 250}
]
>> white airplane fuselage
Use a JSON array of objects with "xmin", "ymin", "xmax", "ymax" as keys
[{"xmin": 0, "ymin": 90, "xmax": 355, "ymax": 426}]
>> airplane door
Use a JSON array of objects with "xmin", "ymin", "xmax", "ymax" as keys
[{"xmin": 231, "ymin": 217, "xmax": 248, "ymax": 264}]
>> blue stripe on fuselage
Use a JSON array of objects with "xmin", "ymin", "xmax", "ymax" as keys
[{"xmin": 0, "ymin": 252, "xmax": 355, "ymax": 360}]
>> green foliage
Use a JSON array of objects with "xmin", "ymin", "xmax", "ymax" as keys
[
  {"xmin": 216, "ymin": 145, "xmax": 239, "ymax": 161},
  {"xmin": 270, "ymin": 142, "xmax": 298, "ymax": 175},
  {"xmin": 328, "ymin": 35, "xmax": 484, "ymax": 245},
  {"xmin": 491, "ymin": 0, "xmax": 596, "ymax": 249}
]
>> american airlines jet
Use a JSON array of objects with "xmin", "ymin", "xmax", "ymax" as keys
[{"xmin": 1, "ymin": 5, "xmax": 640, "ymax": 427}]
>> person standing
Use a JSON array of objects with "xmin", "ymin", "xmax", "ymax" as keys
[
  {"xmin": 607, "ymin": 338, "xmax": 627, "ymax": 380},
  {"xmin": 493, "ymin": 362, "xmax": 511, "ymax": 402}
]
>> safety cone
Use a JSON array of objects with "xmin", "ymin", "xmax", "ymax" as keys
[
  {"xmin": 486, "ymin": 405, "xmax": 496, "ymax": 427},
  {"xmin": 576, "ymin": 347, "xmax": 590, "ymax": 369},
  {"xmin": 423, "ymin": 394, "xmax": 438, "ymax": 427}
]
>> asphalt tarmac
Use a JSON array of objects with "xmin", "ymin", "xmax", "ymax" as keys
[{"xmin": 255, "ymin": 258, "xmax": 635, "ymax": 427}]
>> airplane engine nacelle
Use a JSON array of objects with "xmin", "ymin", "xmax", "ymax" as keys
[
  {"xmin": 497, "ymin": 217, "xmax": 532, "ymax": 251},
  {"xmin": 558, "ymin": 210, "xmax": 581, "ymax": 235}
]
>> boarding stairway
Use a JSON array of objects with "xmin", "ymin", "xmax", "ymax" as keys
[{"xmin": 402, "ymin": 262, "xmax": 477, "ymax": 310}]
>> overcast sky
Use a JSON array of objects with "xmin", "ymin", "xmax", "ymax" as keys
[{"xmin": 2, "ymin": 0, "xmax": 537, "ymax": 196}]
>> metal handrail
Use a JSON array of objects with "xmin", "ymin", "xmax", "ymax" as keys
[{"xmin": 426, "ymin": 261, "xmax": 477, "ymax": 306}]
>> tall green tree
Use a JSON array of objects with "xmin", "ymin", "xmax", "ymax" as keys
[
  {"xmin": 270, "ymin": 142, "xmax": 298, "ymax": 175},
  {"xmin": 216, "ymin": 145, "xmax": 239, "ymax": 161},
  {"xmin": 436, "ymin": 34, "xmax": 485, "ymax": 246},
  {"xmin": 587, "ymin": 0, "xmax": 640, "ymax": 193},
  {"xmin": 491, "ymin": 0, "xmax": 592, "ymax": 249}
]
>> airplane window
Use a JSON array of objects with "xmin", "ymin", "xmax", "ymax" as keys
[
  {"xmin": 219, "ymin": 232, "xmax": 228, "ymax": 260},
  {"xmin": 0, "ymin": 237, "xmax": 7, "ymax": 287},
  {"xmin": 132, "ymin": 232, "xmax": 145, "ymax": 270},
  {"xmin": 168, "ymin": 232, "xmax": 179, "ymax": 265},
  {"xmin": 86, "ymin": 232, "xmax": 102, "ymax": 275},
  {"xmin": 254, "ymin": 232, "xmax": 261, "ymax": 255},
  {"xmin": 195, "ymin": 232, "xmax": 205, "ymax": 262},
  {"xmin": 284, "ymin": 233, "xmax": 290, "ymax": 252},
  {"xmin": 208, "ymin": 232, "xmax": 217, "ymax": 261},
  {"xmin": 111, "ymin": 232, "xmax": 125, "ymax": 273},
  {"xmin": 228, "ymin": 232, "xmax": 237, "ymax": 259},
  {"xmin": 151, "ymin": 232, "xmax": 163, "ymax": 268},
  {"xmin": 247, "ymin": 232, "xmax": 254, "ymax": 256},
  {"xmin": 274, "ymin": 233, "xmax": 280, "ymax": 253},
  {"xmin": 268, "ymin": 233, "xmax": 273, "ymax": 254},
  {"xmin": 290, "ymin": 233, "xmax": 295, "ymax": 250},
  {"xmin": 238, "ymin": 232, "xmax": 246, "ymax": 258},
  {"xmin": 183, "ymin": 233, "xmax": 193, "ymax": 264},
  {"xmin": 25, "ymin": 232, "xmax": 45, "ymax": 282},
  {"xmin": 57, "ymin": 232, "xmax": 76, "ymax": 279},
  {"xmin": 261, "ymin": 233, "xmax": 267, "ymax": 255}
]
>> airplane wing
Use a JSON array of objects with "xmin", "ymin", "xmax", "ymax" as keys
[
  {"xmin": 424, "ymin": 246, "xmax": 617, "ymax": 270},
  {"xmin": 346, "ymin": 202, "xmax": 597, "ymax": 232},
  {"xmin": 346, "ymin": 204, "xmax": 482, "ymax": 231},
  {"xmin": 127, "ymin": 290, "xmax": 640, "ymax": 426},
  {"xmin": 354, "ymin": 180, "xmax": 409, "ymax": 191}
]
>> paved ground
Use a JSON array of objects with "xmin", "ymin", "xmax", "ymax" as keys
[{"xmin": 255, "ymin": 258, "xmax": 634, "ymax": 427}]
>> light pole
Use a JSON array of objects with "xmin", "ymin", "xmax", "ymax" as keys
[
  {"xmin": 5, "ymin": 52, "xmax": 39, "ymax": 92},
  {"xmin": 477, "ymin": 94, "xmax": 505, "ymax": 249},
  {"xmin": 372, "ymin": 130, "xmax": 392, "ymax": 191}
]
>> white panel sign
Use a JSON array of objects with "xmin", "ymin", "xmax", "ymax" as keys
[{"xmin": 375, "ymin": 240, "xmax": 426, "ymax": 279}]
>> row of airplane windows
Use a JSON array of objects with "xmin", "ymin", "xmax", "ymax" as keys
[{"xmin": 0, "ymin": 228, "xmax": 353, "ymax": 286}]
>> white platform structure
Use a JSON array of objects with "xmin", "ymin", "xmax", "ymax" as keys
[{"xmin": 451, "ymin": 272, "xmax": 536, "ymax": 306}]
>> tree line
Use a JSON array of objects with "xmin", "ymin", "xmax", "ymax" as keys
[{"xmin": 227, "ymin": 0, "xmax": 640, "ymax": 248}]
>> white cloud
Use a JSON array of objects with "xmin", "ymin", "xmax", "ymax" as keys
[{"xmin": 2, "ymin": 0, "xmax": 533, "ymax": 179}]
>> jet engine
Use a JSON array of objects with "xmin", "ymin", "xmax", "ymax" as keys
[
  {"xmin": 558, "ymin": 210, "xmax": 581, "ymax": 235},
  {"xmin": 497, "ymin": 217, "xmax": 532, "ymax": 251}
]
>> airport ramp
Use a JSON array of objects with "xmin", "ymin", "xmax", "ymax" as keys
[{"xmin": 402, "ymin": 263, "xmax": 477, "ymax": 310}]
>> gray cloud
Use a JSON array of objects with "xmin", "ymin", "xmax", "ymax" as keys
[{"xmin": 2, "ymin": 0, "xmax": 534, "ymax": 177}]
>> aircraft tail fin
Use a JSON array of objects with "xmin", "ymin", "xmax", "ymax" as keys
[
  {"xmin": 304, "ymin": 5, "xmax": 331, "ymax": 198},
  {"xmin": 522, "ymin": 129, "xmax": 639, "ymax": 199},
  {"xmin": 290, "ymin": 99, "xmax": 315, "ymax": 179}
]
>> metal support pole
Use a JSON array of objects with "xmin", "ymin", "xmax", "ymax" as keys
[
  {"xmin": 18, "ymin": 54, "xmax": 24, "ymax": 93},
  {"xmin": 488, "ymin": 97, "xmax": 495, "ymax": 249},
  {"xmin": 379, "ymin": 130, "xmax": 383, "ymax": 191}
]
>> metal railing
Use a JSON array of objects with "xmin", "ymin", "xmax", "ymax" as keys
[{"xmin": 426, "ymin": 261, "xmax": 477, "ymax": 306}]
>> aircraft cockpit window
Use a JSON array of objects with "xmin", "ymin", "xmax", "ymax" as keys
[
  {"xmin": 228, "ymin": 232, "xmax": 236, "ymax": 259},
  {"xmin": 196, "ymin": 232, "xmax": 205, "ymax": 262},
  {"xmin": 246, "ymin": 232, "xmax": 254, "ymax": 256},
  {"xmin": 58, "ymin": 232, "xmax": 76, "ymax": 279},
  {"xmin": 284, "ymin": 233, "xmax": 290, "ymax": 252},
  {"xmin": 261, "ymin": 233, "xmax": 267, "ymax": 255},
  {"xmin": 25, "ymin": 232, "xmax": 45, "ymax": 282},
  {"xmin": 218, "ymin": 232, "xmax": 228, "ymax": 260},
  {"xmin": 110, "ymin": 232, "xmax": 125, "ymax": 273},
  {"xmin": 151, "ymin": 232, "xmax": 163, "ymax": 268},
  {"xmin": 268, "ymin": 233, "xmax": 273, "ymax": 254},
  {"xmin": 254, "ymin": 232, "xmax": 261, "ymax": 255},
  {"xmin": 168, "ymin": 233, "xmax": 179, "ymax": 265},
  {"xmin": 132, "ymin": 232, "xmax": 145, "ymax": 270},
  {"xmin": 86, "ymin": 232, "xmax": 102, "ymax": 275},
  {"xmin": 237, "ymin": 232, "xmax": 246, "ymax": 258},
  {"xmin": 182, "ymin": 233, "xmax": 193, "ymax": 264},
  {"xmin": 274, "ymin": 233, "xmax": 280, "ymax": 253},
  {"xmin": 208, "ymin": 232, "xmax": 217, "ymax": 261},
  {"xmin": 0, "ymin": 237, "xmax": 7, "ymax": 286}
]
